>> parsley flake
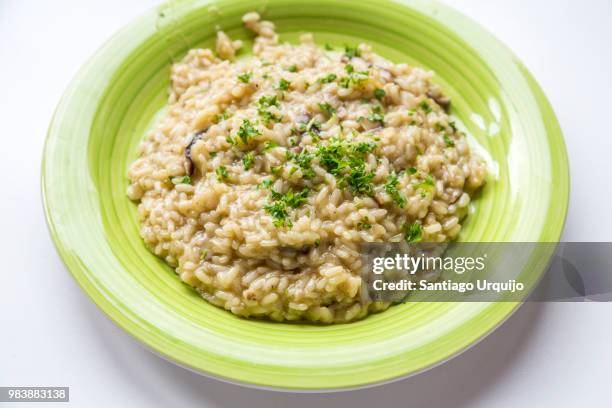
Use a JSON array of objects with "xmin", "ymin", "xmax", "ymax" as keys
[
  {"xmin": 216, "ymin": 166, "xmax": 228, "ymax": 181},
  {"xmin": 402, "ymin": 222, "xmax": 423, "ymax": 243},
  {"xmin": 237, "ymin": 72, "xmax": 252, "ymax": 83},
  {"xmin": 170, "ymin": 175, "xmax": 192, "ymax": 185},
  {"xmin": 374, "ymin": 88, "xmax": 386, "ymax": 100},
  {"xmin": 242, "ymin": 152, "xmax": 255, "ymax": 170},
  {"xmin": 277, "ymin": 78, "xmax": 291, "ymax": 91},
  {"xmin": 384, "ymin": 172, "xmax": 407, "ymax": 208}
]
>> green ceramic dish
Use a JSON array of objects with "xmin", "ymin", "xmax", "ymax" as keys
[{"xmin": 42, "ymin": 0, "xmax": 569, "ymax": 390}]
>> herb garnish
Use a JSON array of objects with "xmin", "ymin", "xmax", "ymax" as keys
[
  {"xmin": 237, "ymin": 72, "xmax": 252, "ymax": 83},
  {"xmin": 264, "ymin": 187, "xmax": 310, "ymax": 227},
  {"xmin": 237, "ymin": 119, "xmax": 261, "ymax": 144},
  {"xmin": 444, "ymin": 134, "xmax": 455, "ymax": 147},
  {"xmin": 415, "ymin": 174, "xmax": 435, "ymax": 192},
  {"xmin": 214, "ymin": 111, "xmax": 232, "ymax": 123},
  {"xmin": 344, "ymin": 45, "xmax": 361, "ymax": 58},
  {"xmin": 368, "ymin": 105, "xmax": 385, "ymax": 124},
  {"xmin": 318, "ymin": 102, "xmax": 336, "ymax": 116},
  {"xmin": 384, "ymin": 172, "xmax": 407, "ymax": 208},
  {"xmin": 287, "ymin": 149, "xmax": 316, "ymax": 179},
  {"xmin": 358, "ymin": 217, "xmax": 372, "ymax": 230},
  {"xmin": 419, "ymin": 100, "xmax": 432, "ymax": 113},
  {"xmin": 258, "ymin": 179, "xmax": 273, "ymax": 190},
  {"xmin": 339, "ymin": 70, "xmax": 369, "ymax": 88},
  {"xmin": 258, "ymin": 95, "xmax": 279, "ymax": 108},
  {"xmin": 242, "ymin": 152, "xmax": 255, "ymax": 170},
  {"xmin": 258, "ymin": 109, "xmax": 281, "ymax": 125},
  {"xmin": 170, "ymin": 175, "xmax": 192, "ymax": 185},
  {"xmin": 262, "ymin": 141, "xmax": 279, "ymax": 151},
  {"xmin": 277, "ymin": 78, "xmax": 291, "ymax": 91},
  {"xmin": 216, "ymin": 166, "xmax": 228, "ymax": 181},
  {"xmin": 374, "ymin": 88, "xmax": 386, "ymax": 100},
  {"xmin": 402, "ymin": 221, "xmax": 423, "ymax": 242},
  {"xmin": 316, "ymin": 139, "xmax": 376, "ymax": 195},
  {"xmin": 317, "ymin": 73, "xmax": 337, "ymax": 84}
]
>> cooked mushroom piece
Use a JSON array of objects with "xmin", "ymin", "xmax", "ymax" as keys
[
  {"xmin": 185, "ymin": 129, "xmax": 207, "ymax": 175},
  {"xmin": 427, "ymin": 92, "xmax": 451, "ymax": 110}
]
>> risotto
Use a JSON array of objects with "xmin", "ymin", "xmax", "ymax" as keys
[{"xmin": 127, "ymin": 12, "xmax": 486, "ymax": 323}]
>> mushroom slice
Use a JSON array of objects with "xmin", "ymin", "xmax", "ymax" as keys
[
  {"xmin": 427, "ymin": 91, "xmax": 451, "ymax": 110},
  {"xmin": 185, "ymin": 128, "xmax": 208, "ymax": 176}
]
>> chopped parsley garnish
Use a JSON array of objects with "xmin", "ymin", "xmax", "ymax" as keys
[
  {"xmin": 324, "ymin": 43, "xmax": 334, "ymax": 51},
  {"xmin": 317, "ymin": 73, "xmax": 337, "ymax": 84},
  {"xmin": 343, "ymin": 166, "xmax": 375, "ymax": 195},
  {"xmin": 170, "ymin": 175, "xmax": 192, "ymax": 185},
  {"xmin": 299, "ymin": 118, "xmax": 321, "ymax": 134},
  {"xmin": 402, "ymin": 221, "xmax": 423, "ymax": 243},
  {"xmin": 262, "ymin": 140, "xmax": 279, "ymax": 151},
  {"xmin": 237, "ymin": 72, "xmax": 252, "ymax": 83},
  {"xmin": 264, "ymin": 187, "xmax": 310, "ymax": 227},
  {"xmin": 258, "ymin": 95, "xmax": 280, "ymax": 108},
  {"xmin": 287, "ymin": 65, "xmax": 298, "ymax": 72},
  {"xmin": 209, "ymin": 151, "xmax": 217, "ymax": 157},
  {"xmin": 419, "ymin": 100, "xmax": 432, "ymax": 113},
  {"xmin": 216, "ymin": 166, "xmax": 228, "ymax": 181},
  {"xmin": 344, "ymin": 45, "xmax": 361, "ymax": 58},
  {"xmin": 277, "ymin": 78, "xmax": 291, "ymax": 91},
  {"xmin": 444, "ymin": 134, "xmax": 455, "ymax": 147},
  {"xmin": 242, "ymin": 152, "xmax": 255, "ymax": 170},
  {"xmin": 374, "ymin": 88, "xmax": 386, "ymax": 100},
  {"xmin": 318, "ymin": 101, "xmax": 336, "ymax": 116},
  {"xmin": 316, "ymin": 139, "xmax": 376, "ymax": 195},
  {"xmin": 264, "ymin": 201, "xmax": 290, "ymax": 227},
  {"xmin": 407, "ymin": 167, "xmax": 417, "ymax": 175},
  {"xmin": 368, "ymin": 105, "xmax": 385, "ymax": 124},
  {"xmin": 258, "ymin": 108, "xmax": 281, "ymax": 125},
  {"xmin": 449, "ymin": 121, "xmax": 458, "ymax": 132},
  {"xmin": 214, "ymin": 111, "xmax": 232, "ymax": 123},
  {"xmin": 271, "ymin": 165, "xmax": 283, "ymax": 175},
  {"xmin": 237, "ymin": 119, "xmax": 261, "ymax": 144},
  {"xmin": 415, "ymin": 174, "xmax": 435, "ymax": 191},
  {"xmin": 358, "ymin": 217, "xmax": 372, "ymax": 230},
  {"xmin": 344, "ymin": 64, "xmax": 354, "ymax": 73},
  {"xmin": 384, "ymin": 172, "xmax": 407, "ymax": 208},
  {"xmin": 282, "ymin": 188, "xmax": 310, "ymax": 208},
  {"xmin": 258, "ymin": 179, "xmax": 273, "ymax": 190},
  {"xmin": 351, "ymin": 141, "xmax": 377, "ymax": 154},
  {"xmin": 297, "ymin": 118, "xmax": 322, "ymax": 142},
  {"xmin": 288, "ymin": 150, "xmax": 316, "ymax": 179},
  {"xmin": 339, "ymin": 70, "xmax": 369, "ymax": 88}
]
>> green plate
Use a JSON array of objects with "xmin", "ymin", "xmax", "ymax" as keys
[{"xmin": 42, "ymin": 0, "xmax": 569, "ymax": 390}]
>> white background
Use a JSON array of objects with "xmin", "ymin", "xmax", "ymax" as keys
[{"xmin": 1, "ymin": 0, "xmax": 611, "ymax": 407}]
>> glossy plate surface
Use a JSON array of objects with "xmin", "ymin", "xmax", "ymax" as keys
[{"xmin": 42, "ymin": 0, "xmax": 569, "ymax": 390}]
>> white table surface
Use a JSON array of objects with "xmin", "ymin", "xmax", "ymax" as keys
[{"xmin": 1, "ymin": 1, "xmax": 611, "ymax": 406}]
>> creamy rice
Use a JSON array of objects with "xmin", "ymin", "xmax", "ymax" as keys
[{"xmin": 127, "ymin": 12, "xmax": 486, "ymax": 323}]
